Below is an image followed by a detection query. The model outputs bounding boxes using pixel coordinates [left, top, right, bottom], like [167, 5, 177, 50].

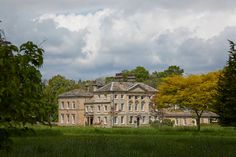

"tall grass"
[1, 125, 236, 157]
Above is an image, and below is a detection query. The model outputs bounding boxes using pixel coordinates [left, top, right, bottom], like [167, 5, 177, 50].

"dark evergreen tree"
[216, 40, 236, 126]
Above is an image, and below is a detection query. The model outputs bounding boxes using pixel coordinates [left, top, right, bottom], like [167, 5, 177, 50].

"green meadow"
[1, 126, 236, 157]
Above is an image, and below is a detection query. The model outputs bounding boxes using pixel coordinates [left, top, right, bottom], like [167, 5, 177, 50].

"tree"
[131, 66, 149, 82]
[215, 40, 236, 126]
[0, 41, 44, 125]
[0, 33, 46, 149]
[42, 75, 80, 122]
[146, 65, 184, 88]
[153, 65, 184, 78]
[154, 72, 220, 131]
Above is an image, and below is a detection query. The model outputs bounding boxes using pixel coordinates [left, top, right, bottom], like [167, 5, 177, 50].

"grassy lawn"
[1, 126, 236, 157]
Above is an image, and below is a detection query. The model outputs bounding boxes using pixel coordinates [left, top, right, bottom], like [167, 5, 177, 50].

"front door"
[90, 117, 93, 125]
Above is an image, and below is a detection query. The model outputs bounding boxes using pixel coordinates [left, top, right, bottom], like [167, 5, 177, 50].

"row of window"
[86, 103, 148, 113]
[96, 94, 152, 100]
[96, 116, 148, 125]
[60, 114, 76, 124]
[174, 118, 209, 126]
[61, 101, 76, 109]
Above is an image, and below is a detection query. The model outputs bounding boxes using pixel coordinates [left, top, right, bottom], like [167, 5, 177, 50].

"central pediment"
[128, 85, 147, 92]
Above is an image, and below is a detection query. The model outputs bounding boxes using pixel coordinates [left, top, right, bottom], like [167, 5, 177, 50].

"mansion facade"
[58, 81, 157, 127]
[58, 79, 217, 127]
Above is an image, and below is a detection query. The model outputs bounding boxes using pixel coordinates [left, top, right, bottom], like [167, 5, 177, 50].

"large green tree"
[215, 40, 236, 126]
[0, 34, 46, 149]
[42, 75, 80, 122]
[154, 72, 220, 131]
[0, 41, 44, 125]
[146, 65, 184, 87]
[131, 66, 149, 82]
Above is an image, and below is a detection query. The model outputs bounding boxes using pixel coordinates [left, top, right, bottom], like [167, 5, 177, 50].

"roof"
[164, 112, 219, 118]
[58, 89, 93, 98]
[95, 82, 157, 92]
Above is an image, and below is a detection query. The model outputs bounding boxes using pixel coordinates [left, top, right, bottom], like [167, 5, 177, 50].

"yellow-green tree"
[154, 71, 220, 131]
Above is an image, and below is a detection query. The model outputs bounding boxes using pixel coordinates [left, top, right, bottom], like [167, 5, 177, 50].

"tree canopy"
[0, 40, 45, 126]
[42, 75, 81, 122]
[215, 40, 236, 126]
[154, 72, 220, 131]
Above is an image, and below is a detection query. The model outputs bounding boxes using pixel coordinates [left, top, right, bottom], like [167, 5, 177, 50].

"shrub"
[151, 119, 174, 128]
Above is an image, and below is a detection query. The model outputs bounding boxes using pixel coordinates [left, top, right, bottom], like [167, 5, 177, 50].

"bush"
[151, 119, 174, 128]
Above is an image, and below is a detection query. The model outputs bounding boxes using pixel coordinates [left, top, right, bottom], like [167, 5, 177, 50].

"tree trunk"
[196, 116, 200, 131]
[194, 110, 203, 132]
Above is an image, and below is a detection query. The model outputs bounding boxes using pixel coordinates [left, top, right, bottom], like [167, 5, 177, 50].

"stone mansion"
[58, 74, 217, 127]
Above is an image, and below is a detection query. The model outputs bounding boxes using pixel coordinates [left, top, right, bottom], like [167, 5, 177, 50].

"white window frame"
[114, 116, 118, 124]
[61, 102, 64, 109]
[67, 101, 70, 109]
[104, 117, 107, 124]
[104, 105, 107, 111]
[142, 116, 145, 124]
[121, 103, 124, 111]
[115, 103, 118, 111]
[129, 116, 133, 124]
[129, 104, 132, 111]
[141, 103, 144, 111]
[61, 114, 64, 123]
[135, 103, 138, 111]
[72, 101, 75, 109]
[72, 114, 75, 124]
[121, 116, 124, 124]
[67, 114, 70, 124]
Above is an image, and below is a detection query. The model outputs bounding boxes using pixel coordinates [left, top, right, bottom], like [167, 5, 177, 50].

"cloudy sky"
[1, 0, 236, 80]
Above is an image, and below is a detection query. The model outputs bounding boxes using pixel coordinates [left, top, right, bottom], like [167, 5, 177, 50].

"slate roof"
[164, 112, 219, 118]
[96, 82, 157, 92]
[58, 89, 93, 98]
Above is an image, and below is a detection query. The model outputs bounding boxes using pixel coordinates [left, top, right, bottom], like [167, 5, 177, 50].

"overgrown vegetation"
[1, 126, 236, 157]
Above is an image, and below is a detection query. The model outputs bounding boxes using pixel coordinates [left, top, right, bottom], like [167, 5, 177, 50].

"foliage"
[104, 65, 184, 87]
[215, 40, 236, 126]
[131, 66, 149, 82]
[42, 75, 80, 122]
[154, 72, 220, 131]
[1, 126, 236, 157]
[0, 36, 47, 150]
[146, 65, 184, 87]
[0, 40, 44, 126]
[151, 119, 175, 128]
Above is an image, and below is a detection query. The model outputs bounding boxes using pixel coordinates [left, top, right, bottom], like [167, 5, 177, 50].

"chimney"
[92, 81, 98, 92]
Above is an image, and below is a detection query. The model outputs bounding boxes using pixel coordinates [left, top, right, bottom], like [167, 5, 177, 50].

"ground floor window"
[61, 114, 64, 123]
[72, 114, 75, 124]
[104, 117, 107, 124]
[121, 116, 124, 124]
[114, 116, 118, 124]
[175, 118, 179, 125]
[67, 114, 70, 123]
[142, 116, 145, 124]
[129, 116, 133, 124]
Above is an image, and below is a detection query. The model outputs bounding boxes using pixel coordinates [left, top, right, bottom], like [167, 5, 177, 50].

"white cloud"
[2, 1, 236, 79]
